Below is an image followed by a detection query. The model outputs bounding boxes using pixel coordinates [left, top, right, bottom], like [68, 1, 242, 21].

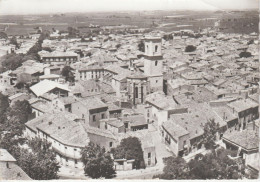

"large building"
[143, 36, 164, 92]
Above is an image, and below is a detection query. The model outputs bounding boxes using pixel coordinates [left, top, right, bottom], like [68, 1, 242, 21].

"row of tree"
[0, 31, 51, 73]
[154, 148, 245, 179]
[0, 93, 60, 180]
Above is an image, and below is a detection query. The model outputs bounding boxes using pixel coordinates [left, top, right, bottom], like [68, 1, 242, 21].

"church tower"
[143, 36, 163, 92]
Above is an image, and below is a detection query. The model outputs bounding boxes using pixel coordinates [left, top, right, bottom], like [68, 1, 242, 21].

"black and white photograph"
[0, 0, 259, 180]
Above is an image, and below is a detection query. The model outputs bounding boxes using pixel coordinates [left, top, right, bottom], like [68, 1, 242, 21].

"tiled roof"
[0, 149, 16, 162]
[162, 120, 189, 141]
[78, 97, 108, 110]
[223, 129, 259, 150]
[29, 112, 90, 147]
[30, 80, 70, 97]
[0, 162, 31, 180]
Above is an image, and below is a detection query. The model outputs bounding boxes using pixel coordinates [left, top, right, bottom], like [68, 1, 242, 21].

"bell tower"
[143, 36, 163, 92]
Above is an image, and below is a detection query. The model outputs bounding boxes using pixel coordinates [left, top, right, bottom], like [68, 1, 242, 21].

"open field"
[0, 10, 258, 35]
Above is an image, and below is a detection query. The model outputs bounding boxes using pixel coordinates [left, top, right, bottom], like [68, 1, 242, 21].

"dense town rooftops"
[223, 129, 259, 151]
[227, 99, 259, 113]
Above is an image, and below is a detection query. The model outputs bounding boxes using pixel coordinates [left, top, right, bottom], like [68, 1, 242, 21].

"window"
[155, 45, 158, 52]
[101, 113, 105, 119]
[156, 80, 158, 83]
[155, 60, 158, 66]
[109, 142, 113, 147]
[74, 148, 77, 151]
[183, 140, 186, 146]
[93, 115, 96, 122]
[66, 158, 68, 162]
[135, 87, 138, 98]
[105, 123, 107, 130]
[65, 147, 67, 149]
[75, 160, 77, 164]
[148, 152, 151, 158]
[82, 114, 84, 118]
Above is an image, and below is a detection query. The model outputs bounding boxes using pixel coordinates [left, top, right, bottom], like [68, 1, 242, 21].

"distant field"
[0, 10, 258, 35]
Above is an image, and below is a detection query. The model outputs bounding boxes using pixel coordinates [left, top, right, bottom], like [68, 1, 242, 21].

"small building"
[161, 121, 190, 156]
[8, 93, 30, 106]
[113, 159, 135, 171]
[222, 129, 259, 170]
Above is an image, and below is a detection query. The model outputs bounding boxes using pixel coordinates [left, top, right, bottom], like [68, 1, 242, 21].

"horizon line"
[0, 8, 258, 16]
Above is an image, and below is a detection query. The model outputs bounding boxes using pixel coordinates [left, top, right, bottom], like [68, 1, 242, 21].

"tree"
[0, 92, 9, 123]
[42, 47, 52, 52]
[153, 156, 189, 179]
[112, 137, 145, 169]
[6, 100, 32, 124]
[38, 31, 50, 44]
[185, 45, 197, 52]
[163, 34, 173, 41]
[0, 32, 8, 39]
[1, 53, 24, 71]
[81, 142, 116, 179]
[17, 138, 60, 180]
[239, 51, 252, 58]
[10, 36, 19, 48]
[27, 42, 42, 55]
[116, 44, 121, 49]
[61, 66, 75, 82]
[247, 39, 254, 45]
[68, 27, 79, 38]
[138, 41, 145, 52]
[202, 119, 220, 150]
[188, 149, 245, 179]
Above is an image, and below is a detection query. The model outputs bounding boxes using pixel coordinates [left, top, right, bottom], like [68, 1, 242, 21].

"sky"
[0, 0, 258, 15]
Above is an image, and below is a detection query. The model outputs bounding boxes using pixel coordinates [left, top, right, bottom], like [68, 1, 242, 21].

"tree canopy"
[111, 137, 145, 169]
[154, 157, 189, 179]
[81, 142, 116, 179]
[202, 119, 220, 150]
[10, 36, 19, 48]
[0, 92, 9, 123]
[0, 32, 8, 39]
[15, 138, 60, 180]
[138, 41, 145, 52]
[239, 51, 252, 58]
[61, 66, 75, 82]
[185, 45, 197, 52]
[0, 95, 60, 180]
[154, 148, 246, 180]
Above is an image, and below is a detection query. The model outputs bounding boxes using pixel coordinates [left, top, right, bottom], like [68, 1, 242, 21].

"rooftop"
[30, 80, 70, 97]
[0, 162, 31, 180]
[162, 121, 189, 141]
[0, 149, 16, 162]
[223, 129, 259, 150]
